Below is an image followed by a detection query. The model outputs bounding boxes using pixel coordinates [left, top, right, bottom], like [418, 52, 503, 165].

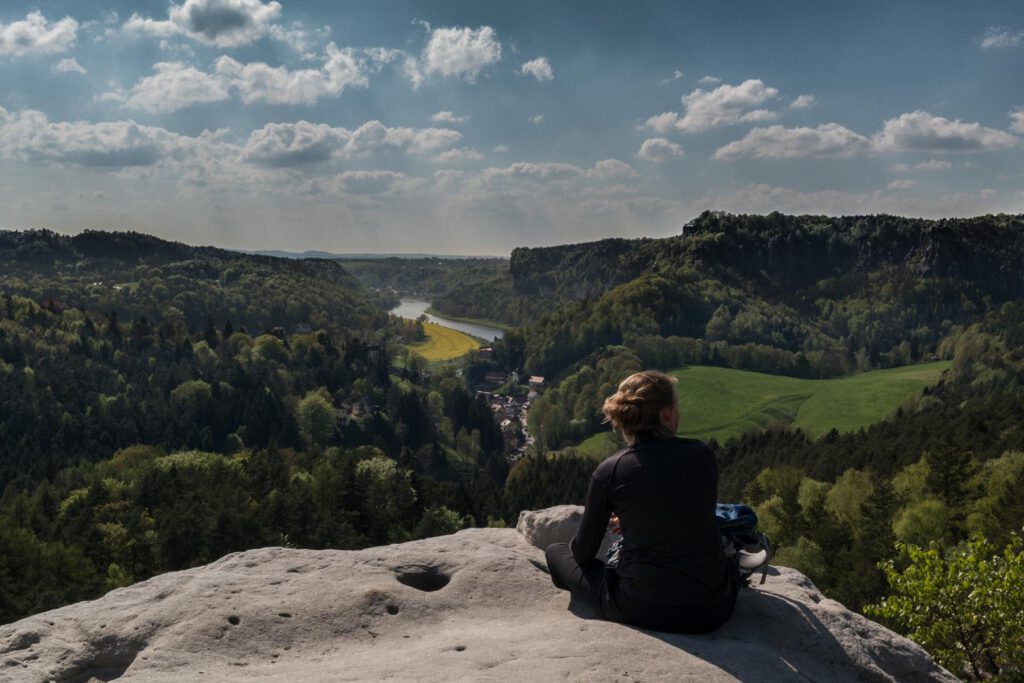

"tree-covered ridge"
[342, 257, 506, 298]
[344, 213, 1024, 352]
[0, 229, 384, 332]
[497, 213, 1023, 387]
[509, 237, 656, 298]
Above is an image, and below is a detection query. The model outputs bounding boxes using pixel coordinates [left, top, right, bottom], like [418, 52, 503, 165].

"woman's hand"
[609, 513, 621, 535]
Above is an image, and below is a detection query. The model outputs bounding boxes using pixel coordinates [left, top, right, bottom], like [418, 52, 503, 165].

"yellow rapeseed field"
[406, 322, 480, 361]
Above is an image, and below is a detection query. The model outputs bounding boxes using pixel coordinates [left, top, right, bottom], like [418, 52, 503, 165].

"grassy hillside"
[577, 361, 951, 458]
[407, 321, 481, 361]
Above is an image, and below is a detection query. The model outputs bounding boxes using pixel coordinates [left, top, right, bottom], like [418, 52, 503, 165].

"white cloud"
[120, 62, 231, 113]
[890, 160, 967, 172]
[658, 70, 684, 86]
[430, 110, 469, 124]
[887, 179, 916, 190]
[646, 79, 780, 134]
[124, 0, 282, 48]
[492, 144, 510, 153]
[0, 12, 78, 57]
[696, 75, 721, 86]
[0, 106, 466, 193]
[268, 21, 330, 58]
[351, 122, 462, 156]
[242, 121, 343, 166]
[108, 44, 371, 111]
[529, 114, 544, 124]
[453, 160, 637, 198]
[0, 107, 193, 168]
[328, 170, 425, 196]
[241, 119, 462, 166]
[713, 123, 870, 160]
[790, 94, 816, 109]
[520, 57, 553, 81]
[678, 80, 779, 132]
[914, 159, 954, 171]
[421, 25, 501, 82]
[1010, 108, 1024, 134]
[980, 26, 1024, 49]
[872, 111, 1019, 152]
[980, 188, 996, 199]
[474, 162, 586, 186]
[636, 137, 684, 162]
[51, 57, 87, 75]
[402, 55, 425, 89]
[363, 47, 405, 71]
[433, 147, 484, 164]
[642, 112, 680, 135]
[587, 159, 637, 180]
[214, 44, 366, 105]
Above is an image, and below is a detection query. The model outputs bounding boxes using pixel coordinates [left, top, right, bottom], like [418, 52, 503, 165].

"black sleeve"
[570, 462, 614, 564]
[705, 443, 719, 499]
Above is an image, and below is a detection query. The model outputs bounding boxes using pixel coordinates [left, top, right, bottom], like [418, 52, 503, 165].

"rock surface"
[1, 506, 954, 682]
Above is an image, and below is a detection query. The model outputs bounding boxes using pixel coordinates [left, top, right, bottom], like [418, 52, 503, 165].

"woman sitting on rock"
[545, 370, 739, 632]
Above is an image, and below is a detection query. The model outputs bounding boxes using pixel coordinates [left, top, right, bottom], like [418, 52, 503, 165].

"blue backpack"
[716, 503, 772, 585]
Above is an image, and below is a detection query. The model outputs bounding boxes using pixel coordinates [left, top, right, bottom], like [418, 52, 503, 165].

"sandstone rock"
[516, 504, 618, 558]
[0, 507, 954, 682]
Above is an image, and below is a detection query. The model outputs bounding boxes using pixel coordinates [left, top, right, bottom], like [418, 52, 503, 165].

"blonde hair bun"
[602, 370, 677, 444]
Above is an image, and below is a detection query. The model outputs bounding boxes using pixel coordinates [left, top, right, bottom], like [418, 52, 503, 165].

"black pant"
[544, 542, 738, 634]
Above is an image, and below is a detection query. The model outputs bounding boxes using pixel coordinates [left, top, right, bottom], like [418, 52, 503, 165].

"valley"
[3, 214, 1024, 679]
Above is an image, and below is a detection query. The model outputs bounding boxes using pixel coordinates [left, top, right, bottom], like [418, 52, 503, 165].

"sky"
[1, 1, 1023, 255]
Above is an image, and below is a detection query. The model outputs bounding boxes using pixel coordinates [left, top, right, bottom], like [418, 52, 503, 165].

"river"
[389, 298, 505, 341]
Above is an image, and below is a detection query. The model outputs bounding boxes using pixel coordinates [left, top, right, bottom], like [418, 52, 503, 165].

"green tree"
[414, 506, 468, 539]
[170, 380, 212, 415]
[773, 536, 827, 587]
[924, 441, 977, 539]
[893, 499, 950, 546]
[866, 536, 1024, 680]
[825, 468, 873, 531]
[355, 456, 416, 544]
[295, 388, 336, 449]
[252, 334, 290, 364]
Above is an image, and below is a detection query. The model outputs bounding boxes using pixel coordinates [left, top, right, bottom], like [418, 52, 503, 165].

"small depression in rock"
[385, 604, 399, 615]
[395, 566, 451, 592]
[278, 612, 292, 619]
[227, 616, 241, 626]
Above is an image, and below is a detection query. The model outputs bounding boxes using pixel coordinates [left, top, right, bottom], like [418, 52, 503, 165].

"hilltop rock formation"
[1, 506, 954, 682]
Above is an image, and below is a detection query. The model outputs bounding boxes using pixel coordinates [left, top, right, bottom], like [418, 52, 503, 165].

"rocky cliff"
[0, 506, 954, 682]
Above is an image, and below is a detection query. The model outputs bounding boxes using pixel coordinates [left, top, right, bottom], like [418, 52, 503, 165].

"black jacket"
[570, 436, 732, 607]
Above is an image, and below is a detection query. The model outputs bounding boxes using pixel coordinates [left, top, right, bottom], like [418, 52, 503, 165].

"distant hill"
[0, 229, 383, 332]
[504, 212, 1024, 377]
[247, 249, 503, 260]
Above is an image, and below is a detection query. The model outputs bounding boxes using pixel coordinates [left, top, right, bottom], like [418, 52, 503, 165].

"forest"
[3, 215, 1024, 679]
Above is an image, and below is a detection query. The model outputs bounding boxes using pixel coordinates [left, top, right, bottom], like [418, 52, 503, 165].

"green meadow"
[577, 361, 952, 459]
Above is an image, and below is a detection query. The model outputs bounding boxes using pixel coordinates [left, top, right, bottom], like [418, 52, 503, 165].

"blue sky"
[1, 1, 1023, 254]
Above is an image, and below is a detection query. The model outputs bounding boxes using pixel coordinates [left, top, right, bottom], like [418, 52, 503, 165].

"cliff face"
[508, 212, 1024, 301]
[0, 506, 954, 682]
